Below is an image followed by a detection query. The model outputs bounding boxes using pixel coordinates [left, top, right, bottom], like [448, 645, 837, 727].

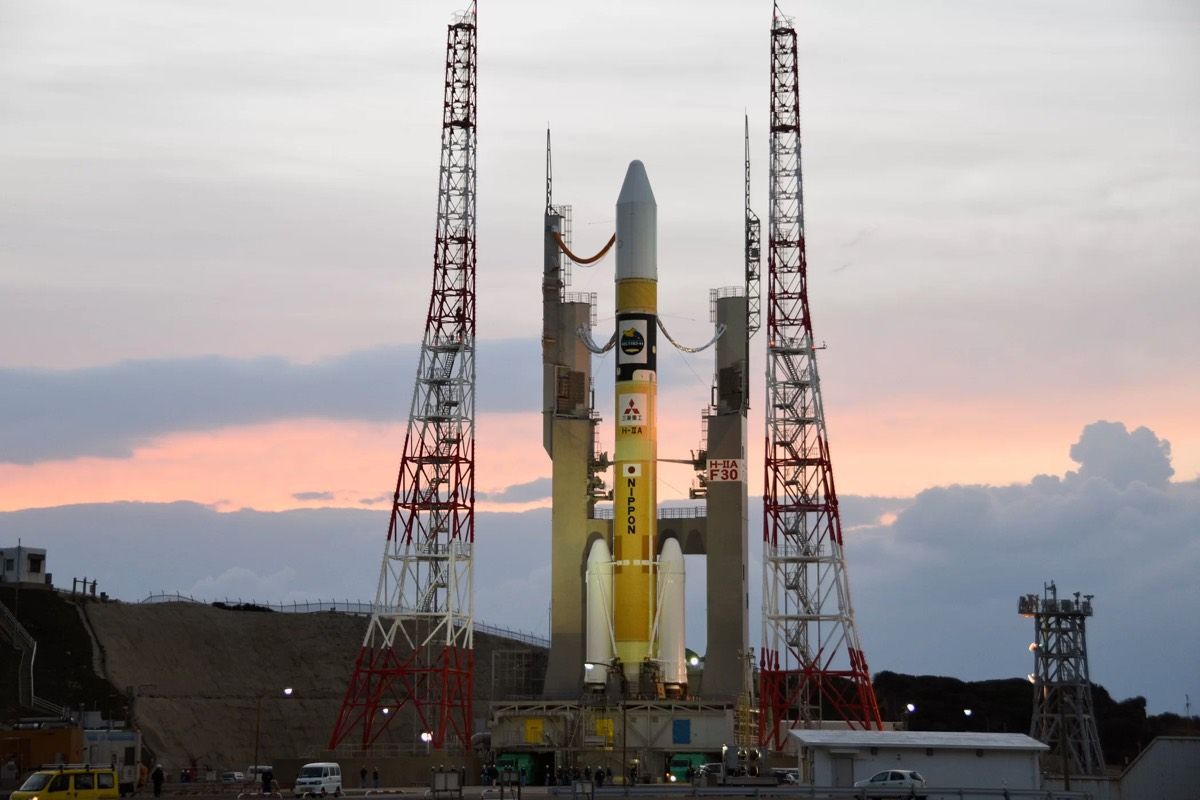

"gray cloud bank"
[0, 342, 514, 463]
[477, 477, 553, 504]
[0, 421, 1195, 712]
[0, 340, 711, 464]
[846, 422, 1197, 716]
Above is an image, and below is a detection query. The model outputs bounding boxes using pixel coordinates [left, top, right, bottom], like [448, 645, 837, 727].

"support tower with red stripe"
[759, 3, 882, 748]
[329, 2, 478, 753]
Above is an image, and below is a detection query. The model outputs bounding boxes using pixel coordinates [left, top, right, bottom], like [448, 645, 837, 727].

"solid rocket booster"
[585, 538, 614, 688]
[613, 160, 658, 682]
[657, 537, 686, 688]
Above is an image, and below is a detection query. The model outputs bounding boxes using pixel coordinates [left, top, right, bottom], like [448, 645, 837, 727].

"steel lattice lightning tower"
[745, 114, 762, 340]
[759, 4, 882, 748]
[1021, 583, 1105, 776]
[329, 2, 477, 753]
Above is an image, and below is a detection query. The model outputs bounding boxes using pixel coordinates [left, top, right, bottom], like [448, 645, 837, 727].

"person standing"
[360, 768, 368, 789]
[261, 769, 273, 795]
[371, 768, 379, 790]
[151, 765, 165, 798]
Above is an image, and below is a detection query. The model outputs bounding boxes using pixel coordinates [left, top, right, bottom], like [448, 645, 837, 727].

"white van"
[293, 763, 342, 797]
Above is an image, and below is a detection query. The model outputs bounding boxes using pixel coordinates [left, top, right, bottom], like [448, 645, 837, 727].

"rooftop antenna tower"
[329, 1, 478, 752]
[759, 3, 882, 747]
[1020, 583, 1105, 776]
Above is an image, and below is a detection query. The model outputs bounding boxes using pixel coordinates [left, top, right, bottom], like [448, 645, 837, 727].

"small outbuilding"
[788, 729, 1049, 793]
[0, 544, 48, 586]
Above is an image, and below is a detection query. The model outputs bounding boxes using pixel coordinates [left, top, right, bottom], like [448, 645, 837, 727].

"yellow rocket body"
[612, 161, 658, 683]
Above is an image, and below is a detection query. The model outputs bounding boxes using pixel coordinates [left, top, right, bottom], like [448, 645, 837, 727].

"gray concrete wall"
[542, 288, 597, 698]
[701, 295, 749, 701]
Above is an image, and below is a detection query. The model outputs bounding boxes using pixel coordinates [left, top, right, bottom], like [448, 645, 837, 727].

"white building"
[0, 544, 48, 585]
[788, 729, 1049, 795]
[1050, 736, 1200, 800]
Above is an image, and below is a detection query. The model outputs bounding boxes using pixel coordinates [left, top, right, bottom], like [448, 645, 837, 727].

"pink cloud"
[2, 387, 1195, 513]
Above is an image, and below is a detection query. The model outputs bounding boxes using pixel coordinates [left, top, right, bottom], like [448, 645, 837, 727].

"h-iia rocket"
[584, 161, 687, 696]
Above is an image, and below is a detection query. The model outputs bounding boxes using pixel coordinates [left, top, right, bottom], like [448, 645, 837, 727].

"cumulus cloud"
[1067, 420, 1174, 488]
[0, 340, 542, 464]
[847, 421, 1198, 713]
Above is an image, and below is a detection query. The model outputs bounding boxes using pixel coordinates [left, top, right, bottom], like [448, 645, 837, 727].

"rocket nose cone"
[617, 160, 656, 208]
[659, 537, 684, 564]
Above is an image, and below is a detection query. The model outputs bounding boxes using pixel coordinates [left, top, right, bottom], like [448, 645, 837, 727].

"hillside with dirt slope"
[3, 591, 545, 771]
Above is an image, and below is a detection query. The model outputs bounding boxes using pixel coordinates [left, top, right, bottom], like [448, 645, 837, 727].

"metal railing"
[0, 598, 66, 716]
[591, 505, 706, 520]
[550, 787, 1090, 800]
[140, 593, 549, 648]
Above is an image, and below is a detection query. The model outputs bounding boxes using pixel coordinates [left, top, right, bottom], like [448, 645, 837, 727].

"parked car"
[293, 763, 342, 797]
[853, 769, 926, 796]
[221, 772, 246, 784]
[771, 768, 800, 785]
[11, 766, 120, 800]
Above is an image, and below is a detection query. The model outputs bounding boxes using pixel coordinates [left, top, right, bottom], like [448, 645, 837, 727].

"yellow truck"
[10, 765, 120, 800]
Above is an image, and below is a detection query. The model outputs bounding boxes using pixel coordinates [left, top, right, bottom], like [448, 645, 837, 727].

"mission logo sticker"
[616, 318, 651, 367]
[620, 325, 645, 356]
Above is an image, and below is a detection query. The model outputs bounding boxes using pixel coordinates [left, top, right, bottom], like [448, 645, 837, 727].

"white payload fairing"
[584, 161, 687, 696]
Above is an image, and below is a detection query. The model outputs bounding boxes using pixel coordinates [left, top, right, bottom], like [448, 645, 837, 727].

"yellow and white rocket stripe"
[613, 160, 658, 682]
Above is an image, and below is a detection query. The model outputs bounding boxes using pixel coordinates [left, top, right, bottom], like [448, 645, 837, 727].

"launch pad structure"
[485, 142, 755, 778]
[490, 7, 881, 775]
[330, 0, 882, 769]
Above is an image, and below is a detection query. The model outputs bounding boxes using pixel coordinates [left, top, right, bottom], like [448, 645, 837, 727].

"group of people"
[544, 766, 607, 787]
[357, 766, 380, 790]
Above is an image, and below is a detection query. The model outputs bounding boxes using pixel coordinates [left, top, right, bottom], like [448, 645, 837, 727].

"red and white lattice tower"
[759, 4, 882, 748]
[329, 2, 477, 753]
